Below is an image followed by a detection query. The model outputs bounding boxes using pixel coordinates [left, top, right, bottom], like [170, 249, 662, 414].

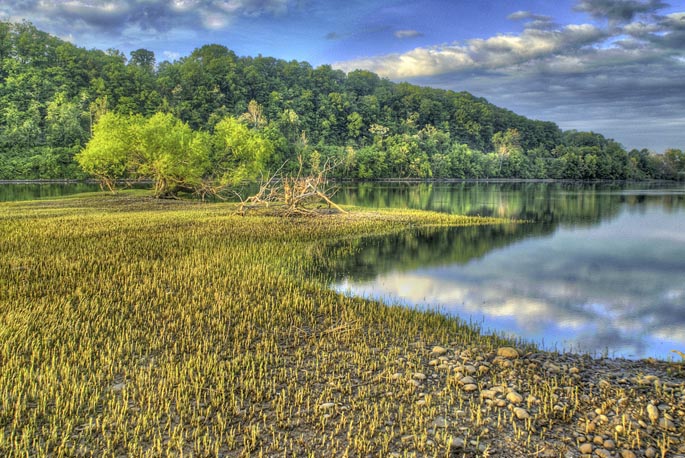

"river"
[332, 181, 685, 360]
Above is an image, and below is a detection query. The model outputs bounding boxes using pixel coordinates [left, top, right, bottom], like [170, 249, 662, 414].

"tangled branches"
[237, 159, 346, 216]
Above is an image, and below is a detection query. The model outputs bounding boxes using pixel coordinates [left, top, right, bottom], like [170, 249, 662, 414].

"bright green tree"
[132, 112, 211, 197]
[212, 117, 274, 186]
[75, 112, 138, 191]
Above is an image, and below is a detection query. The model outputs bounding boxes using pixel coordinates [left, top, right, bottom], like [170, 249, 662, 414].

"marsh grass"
[1, 192, 682, 457]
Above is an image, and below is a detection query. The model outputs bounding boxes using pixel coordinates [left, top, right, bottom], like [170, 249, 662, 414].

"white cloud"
[574, 0, 668, 22]
[333, 2, 684, 150]
[163, 50, 182, 61]
[4, 0, 293, 38]
[336, 24, 605, 78]
[394, 29, 422, 39]
[507, 10, 553, 25]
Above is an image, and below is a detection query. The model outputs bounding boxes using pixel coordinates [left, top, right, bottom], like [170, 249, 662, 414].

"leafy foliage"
[76, 112, 135, 191]
[1, 21, 683, 182]
[77, 111, 273, 197]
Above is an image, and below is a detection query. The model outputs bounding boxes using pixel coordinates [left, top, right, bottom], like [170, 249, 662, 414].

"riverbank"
[0, 193, 682, 457]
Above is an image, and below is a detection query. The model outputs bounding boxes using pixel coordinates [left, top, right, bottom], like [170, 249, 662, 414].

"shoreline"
[0, 177, 681, 185]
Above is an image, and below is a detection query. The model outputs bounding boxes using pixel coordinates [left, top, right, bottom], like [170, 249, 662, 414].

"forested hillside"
[1, 21, 683, 181]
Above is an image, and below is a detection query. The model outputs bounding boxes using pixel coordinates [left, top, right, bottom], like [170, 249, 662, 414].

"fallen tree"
[237, 158, 346, 216]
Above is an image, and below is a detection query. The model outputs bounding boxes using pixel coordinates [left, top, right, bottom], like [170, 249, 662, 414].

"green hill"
[1, 21, 681, 181]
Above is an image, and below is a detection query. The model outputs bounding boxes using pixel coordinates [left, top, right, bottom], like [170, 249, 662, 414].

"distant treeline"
[1, 21, 683, 181]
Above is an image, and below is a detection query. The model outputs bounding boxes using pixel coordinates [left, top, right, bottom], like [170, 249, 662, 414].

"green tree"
[492, 128, 522, 176]
[347, 112, 363, 141]
[45, 91, 87, 147]
[212, 117, 274, 186]
[132, 112, 210, 197]
[75, 112, 137, 191]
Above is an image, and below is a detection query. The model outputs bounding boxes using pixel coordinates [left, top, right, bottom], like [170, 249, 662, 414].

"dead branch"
[236, 157, 346, 216]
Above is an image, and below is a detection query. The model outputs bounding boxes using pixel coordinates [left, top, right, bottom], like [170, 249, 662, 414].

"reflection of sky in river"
[335, 208, 685, 360]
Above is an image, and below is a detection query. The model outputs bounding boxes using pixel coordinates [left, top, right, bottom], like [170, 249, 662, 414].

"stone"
[578, 443, 593, 454]
[595, 449, 611, 458]
[447, 437, 465, 449]
[658, 417, 676, 431]
[432, 416, 448, 428]
[506, 391, 524, 404]
[497, 347, 519, 359]
[544, 362, 562, 373]
[603, 439, 615, 450]
[495, 358, 513, 368]
[413, 372, 426, 380]
[319, 402, 336, 410]
[620, 450, 637, 458]
[645, 446, 657, 458]
[459, 375, 476, 385]
[538, 447, 556, 458]
[463, 383, 478, 392]
[431, 346, 447, 356]
[513, 407, 530, 420]
[463, 364, 477, 374]
[480, 389, 497, 400]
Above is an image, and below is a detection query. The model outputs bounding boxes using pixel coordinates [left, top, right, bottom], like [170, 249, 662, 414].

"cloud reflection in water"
[334, 208, 685, 360]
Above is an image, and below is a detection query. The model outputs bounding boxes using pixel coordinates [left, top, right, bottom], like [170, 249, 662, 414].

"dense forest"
[1, 21, 683, 184]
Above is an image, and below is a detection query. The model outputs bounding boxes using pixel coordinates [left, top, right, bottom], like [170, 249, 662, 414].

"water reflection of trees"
[325, 223, 555, 282]
[0, 183, 101, 201]
[336, 182, 685, 228]
[327, 182, 685, 281]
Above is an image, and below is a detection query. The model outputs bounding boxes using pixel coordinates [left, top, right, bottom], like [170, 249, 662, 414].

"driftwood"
[237, 158, 346, 216]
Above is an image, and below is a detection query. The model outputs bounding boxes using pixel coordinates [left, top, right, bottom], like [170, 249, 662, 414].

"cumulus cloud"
[334, 1, 684, 150]
[3, 0, 291, 37]
[574, 0, 668, 22]
[507, 10, 555, 28]
[336, 24, 606, 78]
[394, 29, 423, 39]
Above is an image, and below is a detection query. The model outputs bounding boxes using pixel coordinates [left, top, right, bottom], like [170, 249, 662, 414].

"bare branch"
[235, 158, 346, 216]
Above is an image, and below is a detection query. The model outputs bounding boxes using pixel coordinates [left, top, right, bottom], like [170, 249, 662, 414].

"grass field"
[1, 193, 682, 457]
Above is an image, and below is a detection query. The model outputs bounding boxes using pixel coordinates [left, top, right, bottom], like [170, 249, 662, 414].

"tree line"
[1, 21, 683, 186]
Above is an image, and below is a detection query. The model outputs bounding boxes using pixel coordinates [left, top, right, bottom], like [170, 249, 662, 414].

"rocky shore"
[385, 344, 684, 457]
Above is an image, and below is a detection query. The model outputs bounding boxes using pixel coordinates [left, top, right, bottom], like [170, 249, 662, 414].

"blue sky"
[2, 0, 684, 152]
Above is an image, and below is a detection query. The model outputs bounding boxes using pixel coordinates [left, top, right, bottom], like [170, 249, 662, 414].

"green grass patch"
[0, 193, 561, 456]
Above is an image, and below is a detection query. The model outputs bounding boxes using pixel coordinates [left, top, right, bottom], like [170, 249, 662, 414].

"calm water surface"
[0, 183, 102, 201]
[332, 182, 685, 360]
